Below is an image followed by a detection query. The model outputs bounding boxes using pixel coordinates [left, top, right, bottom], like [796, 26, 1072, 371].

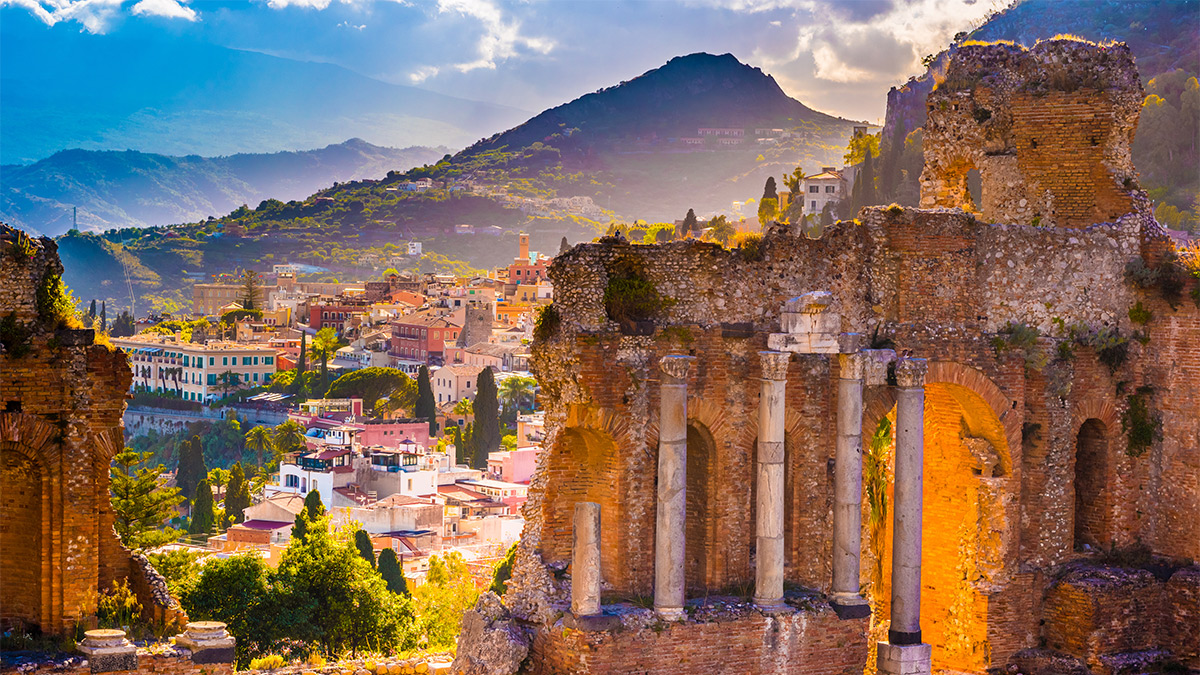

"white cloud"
[409, 64, 440, 83]
[131, 0, 197, 22]
[337, 19, 365, 29]
[436, 0, 554, 74]
[2, 0, 197, 32]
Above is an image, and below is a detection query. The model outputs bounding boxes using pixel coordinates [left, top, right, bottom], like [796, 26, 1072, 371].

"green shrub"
[0, 312, 33, 358]
[729, 232, 764, 262]
[1128, 301, 1152, 325]
[533, 305, 560, 342]
[993, 321, 1044, 369]
[97, 579, 142, 629]
[248, 654, 286, 670]
[1122, 389, 1162, 457]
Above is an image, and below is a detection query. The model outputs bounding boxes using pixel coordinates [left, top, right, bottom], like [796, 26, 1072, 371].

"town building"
[114, 334, 278, 402]
[432, 364, 485, 404]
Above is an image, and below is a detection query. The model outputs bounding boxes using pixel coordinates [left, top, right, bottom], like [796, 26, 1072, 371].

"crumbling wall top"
[921, 38, 1146, 229]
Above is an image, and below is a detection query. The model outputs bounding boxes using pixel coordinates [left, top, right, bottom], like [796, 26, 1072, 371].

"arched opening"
[540, 426, 625, 590]
[966, 168, 984, 213]
[1, 446, 44, 631]
[870, 381, 1010, 674]
[685, 422, 717, 593]
[1074, 419, 1109, 550]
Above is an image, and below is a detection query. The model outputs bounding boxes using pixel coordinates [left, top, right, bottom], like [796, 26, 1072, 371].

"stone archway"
[684, 422, 717, 594]
[1074, 419, 1110, 550]
[0, 441, 46, 631]
[864, 365, 1015, 674]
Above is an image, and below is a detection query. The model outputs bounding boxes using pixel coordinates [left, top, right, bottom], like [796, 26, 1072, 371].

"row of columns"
[569, 349, 930, 671]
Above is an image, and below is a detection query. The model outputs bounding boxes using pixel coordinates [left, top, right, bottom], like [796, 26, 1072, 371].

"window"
[253, 373, 259, 382]
[223, 357, 228, 366]
[264, 356, 273, 365]
[207, 374, 216, 385]
[825, 186, 836, 193]
[253, 356, 259, 365]
[407, 479, 413, 491]
[243, 357, 252, 365]
[286, 475, 299, 488]
[809, 185, 819, 193]
[811, 201, 817, 209]
[209, 357, 215, 366]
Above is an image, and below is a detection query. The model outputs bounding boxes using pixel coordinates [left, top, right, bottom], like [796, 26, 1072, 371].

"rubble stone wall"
[920, 39, 1143, 229]
[0, 224, 180, 635]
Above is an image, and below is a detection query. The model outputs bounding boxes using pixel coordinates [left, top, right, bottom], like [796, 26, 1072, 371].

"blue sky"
[1, 0, 1000, 124]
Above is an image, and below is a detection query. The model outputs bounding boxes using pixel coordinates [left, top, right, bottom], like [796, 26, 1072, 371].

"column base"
[752, 597, 789, 614]
[829, 593, 871, 620]
[655, 606, 685, 621]
[564, 610, 622, 632]
[876, 641, 931, 675]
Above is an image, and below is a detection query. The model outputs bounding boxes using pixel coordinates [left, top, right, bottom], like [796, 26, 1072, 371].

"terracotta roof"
[238, 519, 292, 531]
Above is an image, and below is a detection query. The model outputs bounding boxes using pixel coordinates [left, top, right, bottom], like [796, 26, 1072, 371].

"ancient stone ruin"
[454, 39, 1199, 675]
[0, 224, 185, 636]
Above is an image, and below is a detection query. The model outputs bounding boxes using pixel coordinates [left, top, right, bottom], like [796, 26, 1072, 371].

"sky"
[1, 0, 1004, 124]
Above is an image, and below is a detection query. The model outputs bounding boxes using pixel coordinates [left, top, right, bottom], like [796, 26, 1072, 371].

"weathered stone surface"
[452, 593, 530, 675]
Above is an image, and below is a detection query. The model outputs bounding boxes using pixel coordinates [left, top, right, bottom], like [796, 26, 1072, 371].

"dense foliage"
[109, 449, 184, 549]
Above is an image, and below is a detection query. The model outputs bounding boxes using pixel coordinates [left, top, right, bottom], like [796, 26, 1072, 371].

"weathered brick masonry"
[0, 224, 184, 634]
[454, 39, 1199, 675]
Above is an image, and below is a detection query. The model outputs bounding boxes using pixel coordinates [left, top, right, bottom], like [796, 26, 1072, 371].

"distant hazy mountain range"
[1, 140, 451, 235]
[0, 31, 527, 166]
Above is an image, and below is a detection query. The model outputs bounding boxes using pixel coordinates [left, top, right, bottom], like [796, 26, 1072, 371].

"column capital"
[659, 355, 695, 384]
[758, 351, 791, 381]
[838, 353, 866, 381]
[895, 358, 928, 388]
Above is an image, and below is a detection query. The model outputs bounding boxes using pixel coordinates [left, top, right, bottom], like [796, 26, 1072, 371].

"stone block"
[877, 641, 932, 675]
[77, 629, 137, 674]
[175, 621, 236, 665]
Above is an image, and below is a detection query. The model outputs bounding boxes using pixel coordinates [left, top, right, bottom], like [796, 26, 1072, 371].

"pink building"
[486, 446, 542, 484]
[359, 419, 432, 449]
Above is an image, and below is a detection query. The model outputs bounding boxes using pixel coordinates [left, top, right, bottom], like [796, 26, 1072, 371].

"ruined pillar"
[831, 351, 870, 619]
[655, 355, 694, 620]
[878, 358, 931, 675]
[754, 351, 790, 609]
[572, 502, 602, 617]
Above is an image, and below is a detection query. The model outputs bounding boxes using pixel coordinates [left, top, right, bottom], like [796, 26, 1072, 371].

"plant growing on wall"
[992, 321, 1045, 370]
[604, 256, 666, 329]
[1122, 388, 1162, 457]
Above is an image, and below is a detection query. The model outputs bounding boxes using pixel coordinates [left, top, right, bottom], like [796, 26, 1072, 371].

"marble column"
[831, 352, 870, 618]
[655, 355, 694, 620]
[878, 357, 930, 675]
[754, 351, 790, 609]
[572, 502, 602, 617]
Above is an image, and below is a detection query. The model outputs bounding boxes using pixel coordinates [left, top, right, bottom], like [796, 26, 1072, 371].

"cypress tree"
[355, 529, 376, 569]
[224, 462, 251, 525]
[100, 301, 106, 332]
[415, 366, 436, 435]
[88, 299, 97, 319]
[176, 435, 207, 501]
[452, 424, 464, 466]
[291, 504, 312, 543]
[303, 489, 325, 518]
[860, 149, 877, 208]
[188, 479, 216, 535]
[295, 332, 307, 394]
[474, 368, 501, 464]
[762, 176, 778, 201]
[462, 423, 476, 469]
[680, 208, 698, 238]
[377, 548, 409, 596]
[558, 237, 570, 255]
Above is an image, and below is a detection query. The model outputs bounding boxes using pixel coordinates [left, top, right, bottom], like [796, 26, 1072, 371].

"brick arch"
[0, 413, 65, 632]
[1071, 397, 1119, 437]
[1071, 396, 1120, 551]
[927, 361, 1021, 469]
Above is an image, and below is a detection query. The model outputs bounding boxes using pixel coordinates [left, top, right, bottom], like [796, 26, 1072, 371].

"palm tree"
[311, 327, 342, 395]
[499, 375, 536, 416]
[272, 420, 307, 464]
[244, 425, 274, 470]
[207, 467, 230, 501]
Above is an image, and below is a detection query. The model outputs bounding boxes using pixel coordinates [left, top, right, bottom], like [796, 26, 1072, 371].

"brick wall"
[527, 607, 867, 675]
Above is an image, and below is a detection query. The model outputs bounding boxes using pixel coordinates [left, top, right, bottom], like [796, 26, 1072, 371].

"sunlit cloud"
[409, 65, 440, 83]
[436, 0, 554, 74]
[2, 0, 125, 33]
[130, 0, 197, 22]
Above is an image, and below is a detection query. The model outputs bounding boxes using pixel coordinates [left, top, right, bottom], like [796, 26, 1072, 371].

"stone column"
[77, 629, 137, 672]
[175, 621, 237, 665]
[878, 358, 931, 675]
[655, 355, 694, 620]
[831, 351, 869, 618]
[754, 351, 790, 609]
[572, 502, 602, 617]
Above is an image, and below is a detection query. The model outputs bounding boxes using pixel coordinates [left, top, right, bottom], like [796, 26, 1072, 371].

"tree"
[100, 301, 107, 332]
[312, 327, 341, 394]
[498, 375, 536, 423]
[292, 490, 326, 543]
[707, 215, 736, 245]
[225, 462, 251, 526]
[188, 479, 216, 535]
[238, 270, 264, 311]
[474, 368, 501, 465]
[679, 208, 698, 238]
[415, 366, 436, 435]
[757, 197, 779, 227]
[377, 548, 409, 596]
[273, 420, 307, 462]
[762, 176, 778, 201]
[207, 467, 230, 501]
[558, 236, 570, 255]
[782, 165, 807, 195]
[111, 310, 135, 337]
[412, 551, 480, 648]
[326, 367, 417, 415]
[181, 554, 274, 667]
[218, 370, 242, 398]
[176, 435, 208, 501]
[110, 449, 184, 550]
[88, 299, 97, 323]
[460, 423, 476, 468]
[296, 332, 308, 378]
[244, 425, 274, 470]
[355, 529, 376, 569]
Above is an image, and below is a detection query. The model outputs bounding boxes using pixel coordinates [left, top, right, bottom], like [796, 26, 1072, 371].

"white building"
[800, 166, 856, 216]
[408, 242, 423, 256]
[115, 335, 278, 403]
[432, 364, 485, 404]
